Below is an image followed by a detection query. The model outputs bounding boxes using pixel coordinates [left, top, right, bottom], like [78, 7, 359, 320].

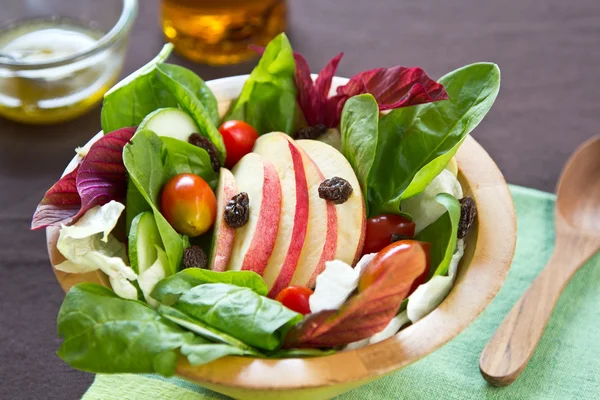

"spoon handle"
[479, 235, 599, 387]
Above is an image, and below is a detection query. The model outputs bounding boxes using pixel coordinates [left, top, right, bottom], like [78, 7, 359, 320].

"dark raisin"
[293, 124, 328, 140]
[183, 246, 208, 269]
[391, 233, 412, 243]
[225, 192, 250, 228]
[458, 196, 477, 239]
[188, 133, 221, 172]
[318, 176, 353, 204]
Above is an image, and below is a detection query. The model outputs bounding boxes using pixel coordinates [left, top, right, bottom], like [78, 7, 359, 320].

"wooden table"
[0, 0, 598, 398]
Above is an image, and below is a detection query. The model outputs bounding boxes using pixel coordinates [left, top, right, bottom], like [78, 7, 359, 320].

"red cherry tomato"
[218, 120, 260, 168]
[362, 214, 416, 255]
[358, 240, 430, 295]
[160, 173, 217, 237]
[275, 286, 314, 315]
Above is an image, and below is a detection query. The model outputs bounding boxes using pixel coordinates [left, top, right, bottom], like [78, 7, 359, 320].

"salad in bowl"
[32, 33, 502, 381]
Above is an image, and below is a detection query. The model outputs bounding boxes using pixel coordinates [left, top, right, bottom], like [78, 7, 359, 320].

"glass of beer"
[161, 0, 286, 65]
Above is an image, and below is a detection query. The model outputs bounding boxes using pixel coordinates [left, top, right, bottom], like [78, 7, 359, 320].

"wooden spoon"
[479, 136, 600, 386]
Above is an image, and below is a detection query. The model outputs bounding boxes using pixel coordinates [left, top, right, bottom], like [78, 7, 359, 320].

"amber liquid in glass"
[161, 0, 286, 65]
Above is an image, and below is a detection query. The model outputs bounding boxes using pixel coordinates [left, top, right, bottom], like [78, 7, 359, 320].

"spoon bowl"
[480, 136, 600, 387]
[556, 138, 600, 234]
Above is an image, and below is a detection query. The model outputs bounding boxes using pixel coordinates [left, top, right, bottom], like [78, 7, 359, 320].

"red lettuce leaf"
[336, 66, 449, 111]
[31, 127, 135, 230]
[74, 127, 136, 220]
[283, 244, 428, 348]
[31, 167, 81, 229]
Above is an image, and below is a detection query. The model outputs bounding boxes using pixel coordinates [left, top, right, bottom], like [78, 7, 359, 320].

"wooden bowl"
[47, 76, 517, 400]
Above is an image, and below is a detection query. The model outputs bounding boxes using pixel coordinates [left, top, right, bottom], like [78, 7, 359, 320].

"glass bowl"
[0, 0, 137, 124]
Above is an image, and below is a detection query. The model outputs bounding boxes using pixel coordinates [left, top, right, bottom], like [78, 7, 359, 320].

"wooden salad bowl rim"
[46, 75, 516, 397]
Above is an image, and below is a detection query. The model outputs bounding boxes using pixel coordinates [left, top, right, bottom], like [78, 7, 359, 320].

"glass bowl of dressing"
[0, 0, 137, 124]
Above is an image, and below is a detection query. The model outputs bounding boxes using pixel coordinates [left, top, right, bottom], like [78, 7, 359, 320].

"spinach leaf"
[123, 130, 187, 275]
[174, 283, 302, 351]
[161, 137, 218, 189]
[368, 63, 500, 215]
[125, 180, 151, 234]
[101, 44, 176, 133]
[155, 64, 226, 163]
[57, 283, 195, 376]
[155, 64, 219, 126]
[181, 342, 255, 366]
[158, 305, 261, 353]
[415, 193, 461, 277]
[224, 33, 296, 135]
[152, 268, 268, 305]
[340, 94, 379, 215]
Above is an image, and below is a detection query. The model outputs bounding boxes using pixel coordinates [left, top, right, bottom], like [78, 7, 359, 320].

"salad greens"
[173, 283, 302, 351]
[34, 32, 503, 375]
[415, 194, 461, 277]
[340, 62, 500, 216]
[151, 268, 268, 305]
[101, 44, 176, 133]
[340, 94, 379, 214]
[57, 283, 197, 376]
[224, 33, 296, 135]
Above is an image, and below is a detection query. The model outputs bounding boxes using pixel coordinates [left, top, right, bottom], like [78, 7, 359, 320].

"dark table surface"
[1, 0, 598, 399]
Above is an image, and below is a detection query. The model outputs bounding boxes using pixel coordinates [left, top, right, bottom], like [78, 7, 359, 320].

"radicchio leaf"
[31, 167, 81, 229]
[31, 127, 135, 230]
[283, 244, 428, 348]
[288, 49, 448, 129]
[336, 66, 449, 111]
[74, 127, 136, 220]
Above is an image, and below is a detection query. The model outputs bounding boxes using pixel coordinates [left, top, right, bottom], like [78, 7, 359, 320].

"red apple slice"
[297, 139, 366, 265]
[227, 154, 282, 275]
[282, 137, 338, 289]
[253, 132, 310, 297]
[209, 168, 238, 271]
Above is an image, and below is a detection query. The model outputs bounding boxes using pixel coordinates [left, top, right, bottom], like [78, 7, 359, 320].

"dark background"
[1, 1, 598, 399]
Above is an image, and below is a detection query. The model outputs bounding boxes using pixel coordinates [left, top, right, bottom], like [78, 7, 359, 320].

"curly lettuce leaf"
[225, 33, 296, 134]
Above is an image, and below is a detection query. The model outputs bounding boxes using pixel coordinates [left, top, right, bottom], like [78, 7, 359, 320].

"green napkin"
[83, 186, 600, 400]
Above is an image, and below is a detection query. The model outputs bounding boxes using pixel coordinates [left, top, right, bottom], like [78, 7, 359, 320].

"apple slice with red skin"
[209, 168, 238, 271]
[297, 139, 366, 266]
[253, 132, 310, 297]
[282, 136, 338, 289]
[226, 153, 282, 275]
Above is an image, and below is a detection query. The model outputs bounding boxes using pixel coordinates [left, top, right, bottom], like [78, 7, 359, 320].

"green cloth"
[83, 186, 600, 400]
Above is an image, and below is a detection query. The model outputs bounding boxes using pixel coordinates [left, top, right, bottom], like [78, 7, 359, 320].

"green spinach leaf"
[224, 33, 296, 135]
[123, 130, 187, 275]
[161, 137, 218, 189]
[101, 44, 176, 133]
[368, 63, 500, 215]
[415, 193, 461, 277]
[158, 305, 261, 353]
[155, 64, 226, 163]
[125, 180, 151, 234]
[57, 283, 195, 376]
[181, 341, 255, 366]
[152, 268, 268, 305]
[340, 94, 379, 215]
[174, 283, 302, 351]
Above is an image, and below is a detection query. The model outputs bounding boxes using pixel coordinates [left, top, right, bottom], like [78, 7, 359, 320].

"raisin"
[293, 124, 328, 140]
[183, 246, 208, 269]
[318, 176, 353, 204]
[391, 233, 412, 243]
[225, 192, 250, 228]
[458, 196, 477, 239]
[188, 133, 220, 172]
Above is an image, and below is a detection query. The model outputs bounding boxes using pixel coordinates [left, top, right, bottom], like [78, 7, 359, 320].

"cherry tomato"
[218, 120, 260, 168]
[358, 240, 430, 295]
[160, 173, 217, 237]
[275, 286, 314, 315]
[362, 214, 416, 255]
